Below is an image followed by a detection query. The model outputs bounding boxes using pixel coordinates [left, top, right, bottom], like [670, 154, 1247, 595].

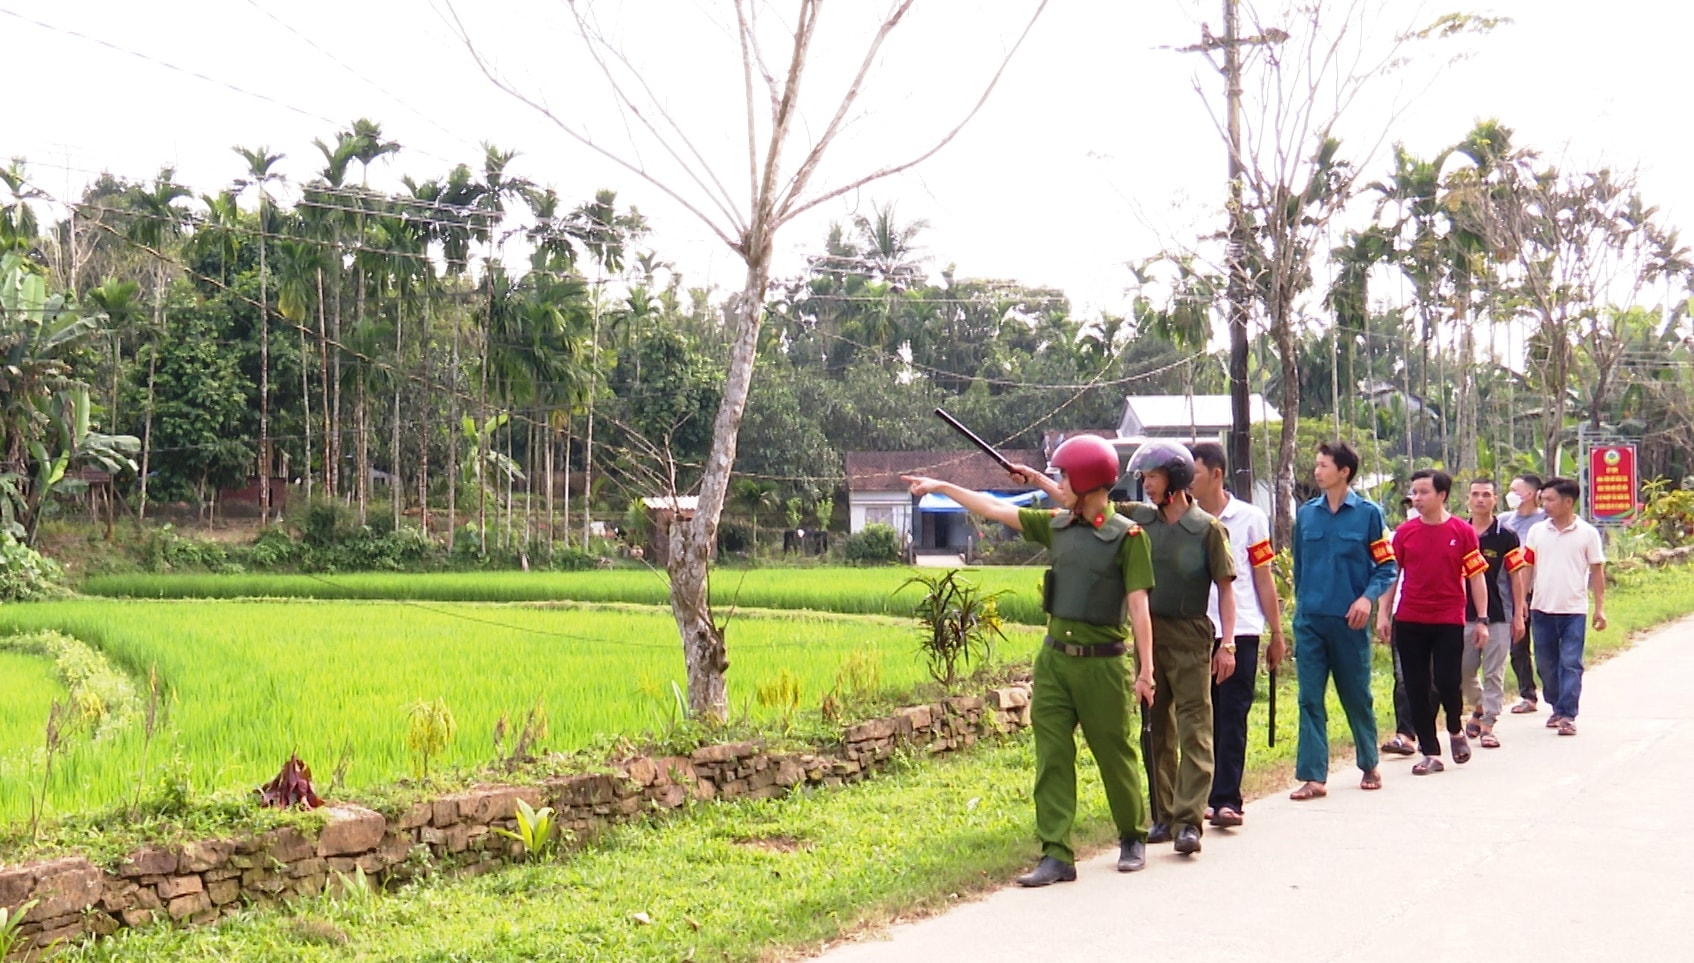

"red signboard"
[1588, 445, 1638, 523]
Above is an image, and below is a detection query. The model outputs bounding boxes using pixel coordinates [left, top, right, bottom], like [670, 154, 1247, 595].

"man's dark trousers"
[1510, 615, 1539, 702]
[1209, 636, 1259, 814]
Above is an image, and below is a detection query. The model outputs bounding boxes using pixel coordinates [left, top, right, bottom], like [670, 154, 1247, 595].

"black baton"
[934, 408, 1018, 476]
[1267, 667, 1277, 748]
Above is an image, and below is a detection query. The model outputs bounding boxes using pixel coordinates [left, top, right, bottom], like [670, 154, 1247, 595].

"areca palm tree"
[122, 169, 192, 519]
[233, 145, 286, 522]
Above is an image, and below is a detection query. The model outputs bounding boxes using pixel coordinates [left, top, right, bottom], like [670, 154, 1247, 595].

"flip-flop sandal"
[1451, 734, 1472, 764]
[1557, 719, 1578, 736]
[1289, 783, 1328, 801]
[1480, 732, 1501, 749]
[1360, 769, 1382, 791]
[1464, 719, 1482, 739]
[1380, 736, 1417, 756]
[1511, 701, 1539, 714]
[1411, 757, 1445, 775]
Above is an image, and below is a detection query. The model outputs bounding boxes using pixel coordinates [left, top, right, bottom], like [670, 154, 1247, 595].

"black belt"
[1044, 636, 1127, 658]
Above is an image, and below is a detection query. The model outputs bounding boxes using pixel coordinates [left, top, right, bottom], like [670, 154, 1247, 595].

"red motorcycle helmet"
[1048, 435, 1122, 495]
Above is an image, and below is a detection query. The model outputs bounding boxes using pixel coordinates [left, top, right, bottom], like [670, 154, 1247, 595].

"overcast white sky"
[5, 0, 1687, 317]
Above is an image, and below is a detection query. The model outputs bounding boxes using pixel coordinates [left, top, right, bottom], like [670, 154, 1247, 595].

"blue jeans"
[1531, 612, 1587, 720]
[1293, 614, 1380, 782]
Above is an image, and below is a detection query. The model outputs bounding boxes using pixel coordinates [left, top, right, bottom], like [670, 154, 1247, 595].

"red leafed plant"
[257, 753, 324, 809]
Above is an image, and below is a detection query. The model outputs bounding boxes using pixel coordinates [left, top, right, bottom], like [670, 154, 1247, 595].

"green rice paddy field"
[0, 595, 1040, 827]
[81, 567, 1053, 625]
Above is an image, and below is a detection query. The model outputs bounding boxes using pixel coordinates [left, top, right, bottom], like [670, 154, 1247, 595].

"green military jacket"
[1123, 500, 1235, 620]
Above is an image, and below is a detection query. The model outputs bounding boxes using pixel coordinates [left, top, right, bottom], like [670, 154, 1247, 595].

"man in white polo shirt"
[1190, 442, 1286, 828]
[1522, 476, 1607, 737]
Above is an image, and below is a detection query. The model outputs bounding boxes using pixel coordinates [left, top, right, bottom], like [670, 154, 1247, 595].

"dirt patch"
[733, 834, 810, 854]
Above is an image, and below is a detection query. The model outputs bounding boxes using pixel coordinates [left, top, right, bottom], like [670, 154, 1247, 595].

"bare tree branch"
[777, 0, 1050, 229]
[442, 0, 741, 250]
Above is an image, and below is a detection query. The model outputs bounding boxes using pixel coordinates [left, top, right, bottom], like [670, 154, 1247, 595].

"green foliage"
[843, 523, 900, 565]
[1636, 477, 1694, 547]
[975, 537, 1046, 566]
[901, 569, 1009, 688]
[405, 699, 457, 779]
[0, 531, 66, 600]
[493, 798, 561, 862]
[0, 898, 37, 958]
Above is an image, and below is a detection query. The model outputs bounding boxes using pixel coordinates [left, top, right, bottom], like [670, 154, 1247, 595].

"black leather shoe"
[1173, 824, 1202, 855]
[1117, 838, 1146, 873]
[1147, 821, 1172, 844]
[1016, 856, 1077, 887]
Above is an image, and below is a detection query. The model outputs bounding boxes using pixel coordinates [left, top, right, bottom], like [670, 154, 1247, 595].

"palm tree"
[122, 169, 193, 520]
[233, 145, 286, 522]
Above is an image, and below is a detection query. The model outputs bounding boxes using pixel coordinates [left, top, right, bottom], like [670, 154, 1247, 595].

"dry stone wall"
[1, 685, 1032, 958]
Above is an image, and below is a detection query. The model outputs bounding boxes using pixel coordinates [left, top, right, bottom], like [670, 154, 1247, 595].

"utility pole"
[1181, 2, 1285, 504]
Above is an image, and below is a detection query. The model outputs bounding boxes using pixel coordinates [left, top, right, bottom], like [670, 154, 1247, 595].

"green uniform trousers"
[1149, 615, 1216, 829]
[1030, 642, 1149, 864]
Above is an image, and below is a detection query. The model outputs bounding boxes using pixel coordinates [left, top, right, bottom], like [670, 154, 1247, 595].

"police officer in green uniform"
[1122, 442, 1235, 856]
[904, 434, 1156, 886]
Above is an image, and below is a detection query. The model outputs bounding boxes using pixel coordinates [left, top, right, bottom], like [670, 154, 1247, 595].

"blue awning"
[917, 490, 1045, 513]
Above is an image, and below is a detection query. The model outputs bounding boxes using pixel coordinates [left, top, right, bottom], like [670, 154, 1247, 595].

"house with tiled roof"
[844, 449, 1043, 554]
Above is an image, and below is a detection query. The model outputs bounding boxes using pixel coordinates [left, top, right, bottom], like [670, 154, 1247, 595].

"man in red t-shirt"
[1374, 469, 1490, 774]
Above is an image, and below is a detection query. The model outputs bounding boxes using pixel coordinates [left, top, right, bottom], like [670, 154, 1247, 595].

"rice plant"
[0, 597, 1042, 826]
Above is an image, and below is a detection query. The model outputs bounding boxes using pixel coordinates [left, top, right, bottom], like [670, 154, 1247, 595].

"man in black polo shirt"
[1462, 478, 1528, 748]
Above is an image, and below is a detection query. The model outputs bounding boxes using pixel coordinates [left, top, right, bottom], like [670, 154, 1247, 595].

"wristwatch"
[1219, 641, 1237, 654]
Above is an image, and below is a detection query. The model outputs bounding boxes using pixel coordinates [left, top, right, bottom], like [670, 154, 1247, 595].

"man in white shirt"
[1497, 472, 1549, 713]
[1190, 442, 1286, 828]
[1522, 477, 1607, 737]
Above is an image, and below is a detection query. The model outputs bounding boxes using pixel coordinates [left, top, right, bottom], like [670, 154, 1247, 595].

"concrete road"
[815, 618, 1694, 963]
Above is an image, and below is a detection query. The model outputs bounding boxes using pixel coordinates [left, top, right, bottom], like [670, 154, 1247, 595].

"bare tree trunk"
[302, 315, 313, 504]
[419, 296, 432, 538]
[478, 277, 489, 556]
[393, 301, 405, 531]
[544, 417, 555, 560]
[504, 416, 515, 551]
[447, 312, 459, 551]
[138, 349, 156, 523]
[1271, 307, 1300, 547]
[562, 415, 573, 550]
[668, 261, 769, 718]
[317, 269, 332, 505]
[330, 264, 343, 498]
[356, 377, 369, 526]
[583, 282, 600, 548]
[259, 206, 271, 524]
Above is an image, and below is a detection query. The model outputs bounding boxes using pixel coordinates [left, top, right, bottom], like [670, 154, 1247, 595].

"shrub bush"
[976, 538, 1046, 566]
[0, 533, 67, 601]
[843, 523, 901, 565]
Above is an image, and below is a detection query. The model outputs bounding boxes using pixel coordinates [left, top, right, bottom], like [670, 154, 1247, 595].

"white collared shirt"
[1207, 494, 1273, 638]
[1524, 515, 1605, 615]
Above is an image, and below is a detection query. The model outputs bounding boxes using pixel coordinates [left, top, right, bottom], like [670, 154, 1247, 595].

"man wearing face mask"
[1496, 473, 1548, 713]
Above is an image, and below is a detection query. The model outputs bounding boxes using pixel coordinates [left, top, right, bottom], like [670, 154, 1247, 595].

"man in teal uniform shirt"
[1289, 440, 1399, 800]
[905, 434, 1155, 885]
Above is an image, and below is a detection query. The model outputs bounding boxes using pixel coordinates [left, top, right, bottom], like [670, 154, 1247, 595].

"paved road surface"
[816, 618, 1694, 963]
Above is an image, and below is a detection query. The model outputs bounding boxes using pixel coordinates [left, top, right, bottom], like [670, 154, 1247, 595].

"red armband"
[1369, 538, 1395, 564]
[1247, 538, 1275, 568]
[1461, 549, 1488, 579]
[1504, 546, 1529, 573]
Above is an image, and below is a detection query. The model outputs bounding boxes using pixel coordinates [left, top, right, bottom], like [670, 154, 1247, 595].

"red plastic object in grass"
[257, 753, 324, 810]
